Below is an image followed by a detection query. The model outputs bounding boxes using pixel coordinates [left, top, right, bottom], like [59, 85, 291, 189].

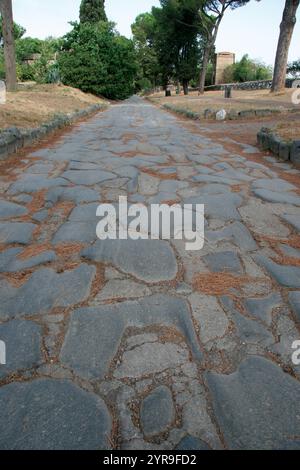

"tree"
[58, 22, 137, 100]
[198, 0, 251, 94]
[271, 0, 300, 92]
[223, 54, 272, 83]
[0, 16, 26, 44]
[0, 0, 17, 90]
[152, 0, 203, 95]
[80, 0, 107, 24]
[131, 13, 160, 90]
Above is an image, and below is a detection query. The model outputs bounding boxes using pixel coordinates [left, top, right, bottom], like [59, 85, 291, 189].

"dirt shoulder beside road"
[0, 83, 107, 130]
[148, 88, 298, 114]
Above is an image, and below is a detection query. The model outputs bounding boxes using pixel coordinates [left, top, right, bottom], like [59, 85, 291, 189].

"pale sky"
[12, 0, 300, 66]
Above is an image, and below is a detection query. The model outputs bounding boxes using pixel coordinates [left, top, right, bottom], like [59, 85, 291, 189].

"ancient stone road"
[0, 96, 300, 450]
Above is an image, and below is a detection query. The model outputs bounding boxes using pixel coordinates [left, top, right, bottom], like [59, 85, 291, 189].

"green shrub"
[136, 77, 153, 93]
[47, 65, 61, 84]
[58, 22, 137, 100]
[223, 55, 272, 83]
[17, 63, 35, 81]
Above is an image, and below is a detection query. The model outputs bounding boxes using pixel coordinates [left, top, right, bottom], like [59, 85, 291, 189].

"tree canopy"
[79, 0, 107, 24]
[0, 15, 26, 44]
[223, 55, 272, 83]
[58, 22, 137, 100]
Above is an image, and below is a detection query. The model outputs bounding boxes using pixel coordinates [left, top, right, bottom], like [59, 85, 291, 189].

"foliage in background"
[0, 15, 26, 44]
[287, 59, 300, 78]
[0, 48, 5, 79]
[80, 0, 107, 24]
[58, 22, 137, 100]
[132, 0, 204, 94]
[0, 14, 26, 80]
[131, 13, 160, 91]
[223, 55, 272, 83]
[198, 0, 253, 94]
[16, 37, 61, 83]
[153, 0, 203, 94]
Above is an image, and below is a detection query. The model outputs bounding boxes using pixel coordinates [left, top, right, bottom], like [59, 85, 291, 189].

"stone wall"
[205, 79, 294, 92]
[0, 104, 106, 161]
[257, 127, 300, 166]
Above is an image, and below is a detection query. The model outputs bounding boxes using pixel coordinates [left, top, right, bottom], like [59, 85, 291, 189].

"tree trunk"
[198, 44, 211, 95]
[0, 0, 17, 91]
[183, 79, 189, 95]
[271, 0, 300, 93]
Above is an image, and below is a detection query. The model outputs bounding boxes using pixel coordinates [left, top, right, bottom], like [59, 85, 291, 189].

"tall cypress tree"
[79, 0, 107, 24]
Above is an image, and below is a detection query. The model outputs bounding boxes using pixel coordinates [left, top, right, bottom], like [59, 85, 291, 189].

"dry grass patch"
[141, 167, 177, 180]
[149, 88, 296, 115]
[273, 120, 300, 142]
[192, 272, 258, 296]
[0, 83, 106, 130]
[26, 189, 47, 214]
[55, 242, 85, 260]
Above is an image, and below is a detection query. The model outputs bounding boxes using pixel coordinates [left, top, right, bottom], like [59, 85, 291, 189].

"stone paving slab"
[82, 239, 178, 282]
[0, 200, 28, 219]
[0, 96, 299, 450]
[0, 264, 96, 319]
[0, 222, 36, 244]
[60, 294, 203, 380]
[0, 319, 42, 378]
[0, 379, 111, 450]
[206, 356, 300, 450]
[0, 247, 56, 273]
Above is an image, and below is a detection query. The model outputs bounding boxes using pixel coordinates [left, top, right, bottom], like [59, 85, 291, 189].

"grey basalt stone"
[114, 341, 189, 379]
[289, 291, 300, 322]
[252, 178, 297, 192]
[281, 214, 300, 232]
[203, 251, 243, 274]
[60, 294, 203, 380]
[0, 200, 28, 219]
[0, 379, 111, 450]
[13, 194, 32, 204]
[8, 175, 68, 194]
[0, 247, 56, 273]
[67, 202, 100, 221]
[26, 163, 54, 174]
[192, 175, 239, 186]
[61, 170, 115, 186]
[290, 140, 300, 165]
[232, 310, 274, 346]
[221, 296, 274, 346]
[206, 221, 257, 251]
[189, 293, 229, 344]
[206, 356, 300, 449]
[244, 293, 282, 325]
[0, 319, 42, 378]
[185, 193, 242, 221]
[32, 209, 48, 222]
[252, 188, 300, 206]
[176, 436, 211, 451]
[279, 142, 291, 161]
[140, 386, 175, 437]
[0, 222, 36, 244]
[46, 186, 100, 205]
[53, 221, 98, 244]
[0, 264, 96, 319]
[254, 255, 300, 288]
[82, 239, 178, 283]
[279, 244, 300, 259]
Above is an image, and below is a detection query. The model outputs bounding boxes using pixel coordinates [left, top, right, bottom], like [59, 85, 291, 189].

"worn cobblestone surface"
[0, 96, 299, 450]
